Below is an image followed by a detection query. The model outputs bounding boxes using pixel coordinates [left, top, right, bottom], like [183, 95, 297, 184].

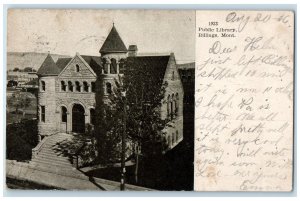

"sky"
[7, 9, 195, 64]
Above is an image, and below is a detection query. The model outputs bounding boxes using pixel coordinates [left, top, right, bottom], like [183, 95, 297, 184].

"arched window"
[91, 82, 96, 92]
[170, 94, 174, 119]
[75, 81, 81, 92]
[106, 82, 112, 94]
[110, 58, 117, 74]
[76, 64, 80, 72]
[119, 58, 125, 74]
[61, 81, 66, 91]
[83, 81, 89, 92]
[172, 71, 175, 80]
[90, 108, 95, 125]
[176, 130, 179, 142]
[61, 106, 67, 123]
[167, 95, 170, 117]
[102, 58, 109, 74]
[40, 81, 45, 91]
[68, 81, 73, 92]
[175, 93, 179, 115]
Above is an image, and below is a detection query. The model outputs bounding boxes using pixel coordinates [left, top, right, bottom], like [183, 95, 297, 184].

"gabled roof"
[37, 54, 61, 76]
[56, 58, 72, 71]
[99, 25, 128, 54]
[54, 55, 102, 76]
[57, 54, 98, 77]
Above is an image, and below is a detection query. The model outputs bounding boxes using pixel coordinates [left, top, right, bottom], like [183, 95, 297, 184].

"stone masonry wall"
[161, 53, 184, 149]
[38, 76, 58, 137]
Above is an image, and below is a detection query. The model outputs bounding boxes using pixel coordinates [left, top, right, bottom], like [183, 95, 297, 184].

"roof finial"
[113, 21, 114, 27]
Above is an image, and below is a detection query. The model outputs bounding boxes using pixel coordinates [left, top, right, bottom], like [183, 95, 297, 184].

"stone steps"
[31, 159, 73, 169]
[36, 153, 71, 163]
[45, 139, 71, 144]
[31, 133, 74, 169]
[32, 158, 72, 168]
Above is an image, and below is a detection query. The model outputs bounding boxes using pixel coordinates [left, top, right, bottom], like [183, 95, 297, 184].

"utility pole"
[120, 91, 126, 191]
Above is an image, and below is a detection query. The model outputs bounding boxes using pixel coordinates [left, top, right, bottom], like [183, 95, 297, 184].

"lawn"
[6, 112, 36, 125]
[6, 90, 37, 125]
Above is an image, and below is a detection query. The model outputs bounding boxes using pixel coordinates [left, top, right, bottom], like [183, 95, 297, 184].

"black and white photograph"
[6, 9, 195, 191]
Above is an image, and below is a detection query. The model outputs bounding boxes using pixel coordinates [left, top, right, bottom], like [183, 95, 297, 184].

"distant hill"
[7, 52, 71, 71]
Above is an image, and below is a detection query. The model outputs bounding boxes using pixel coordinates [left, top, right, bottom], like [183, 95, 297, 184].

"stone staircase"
[31, 133, 74, 169]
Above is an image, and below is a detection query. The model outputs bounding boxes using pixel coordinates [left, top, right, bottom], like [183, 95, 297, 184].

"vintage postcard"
[5, 9, 294, 192]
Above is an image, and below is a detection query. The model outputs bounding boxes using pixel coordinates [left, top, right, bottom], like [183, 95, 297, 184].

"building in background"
[7, 71, 38, 87]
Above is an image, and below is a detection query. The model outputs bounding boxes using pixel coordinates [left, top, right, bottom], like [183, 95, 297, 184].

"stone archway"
[72, 104, 85, 133]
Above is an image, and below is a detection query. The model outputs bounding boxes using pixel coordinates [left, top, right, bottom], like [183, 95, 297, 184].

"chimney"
[128, 45, 138, 57]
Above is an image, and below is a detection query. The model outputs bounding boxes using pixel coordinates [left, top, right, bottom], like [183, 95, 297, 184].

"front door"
[72, 104, 85, 133]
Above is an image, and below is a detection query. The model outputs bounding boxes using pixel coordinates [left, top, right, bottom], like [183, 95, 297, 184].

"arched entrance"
[72, 104, 85, 133]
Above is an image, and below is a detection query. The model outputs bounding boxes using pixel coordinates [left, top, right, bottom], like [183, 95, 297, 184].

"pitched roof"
[125, 55, 170, 102]
[99, 25, 128, 54]
[37, 54, 62, 76]
[80, 55, 102, 74]
[56, 58, 72, 71]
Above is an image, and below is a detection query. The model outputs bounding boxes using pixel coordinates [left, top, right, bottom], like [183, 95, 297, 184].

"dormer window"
[76, 64, 80, 72]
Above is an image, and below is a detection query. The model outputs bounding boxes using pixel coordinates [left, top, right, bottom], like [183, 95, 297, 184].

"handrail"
[71, 141, 87, 169]
[31, 136, 48, 159]
[31, 132, 59, 159]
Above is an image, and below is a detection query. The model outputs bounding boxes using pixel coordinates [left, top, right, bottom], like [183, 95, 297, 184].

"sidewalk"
[6, 160, 153, 191]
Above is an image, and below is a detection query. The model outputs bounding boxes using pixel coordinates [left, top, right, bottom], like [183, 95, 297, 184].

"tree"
[94, 79, 127, 165]
[95, 60, 169, 184]
[7, 91, 32, 116]
[6, 119, 38, 161]
[7, 80, 18, 87]
[13, 68, 20, 72]
[24, 67, 33, 72]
